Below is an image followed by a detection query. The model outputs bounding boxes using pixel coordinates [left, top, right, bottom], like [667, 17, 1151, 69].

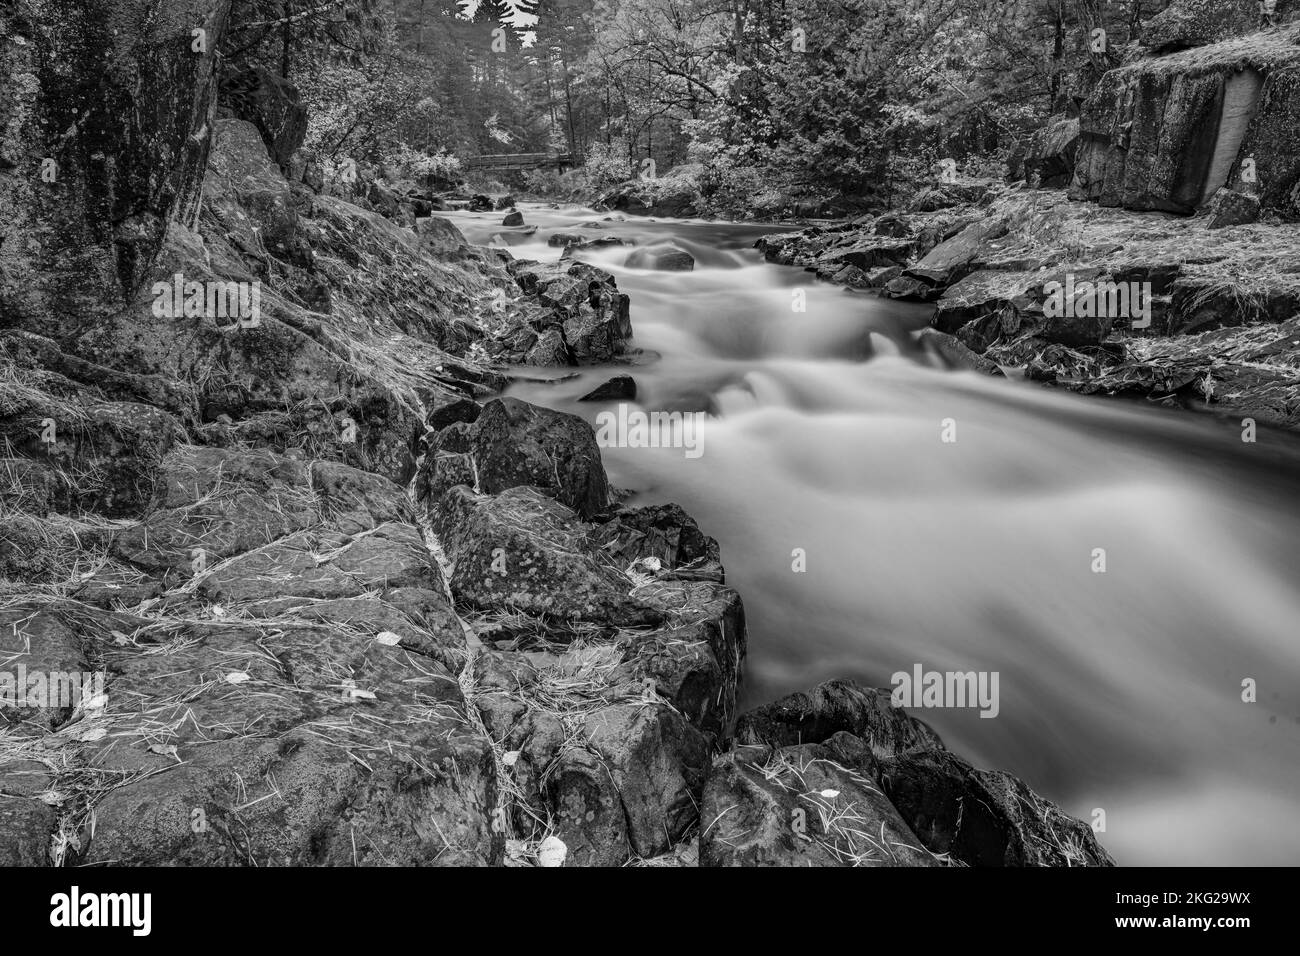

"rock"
[815, 236, 914, 271]
[735, 679, 946, 759]
[1204, 187, 1262, 228]
[1020, 116, 1080, 187]
[495, 194, 516, 210]
[415, 215, 474, 260]
[468, 194, 493, 211]
[203, 118, 309, 265]
[426, 397, 609, 519]
[624, 244, 695, 271]
[897, 216, 1009, 295]
[1071, 29, 1300, 216]
[367, 181, 403, 220]
[525, 327, 572, 366]
[0, 797, 55, 866]
[584, 703, 710, 858]
[597, 179, 698, 218]
[878, 748, 1115, 866]
[430, 485, 661, 627]
[502, 210, 525, 226]
[700, 736, 938, 867]
[0, 0, 231, 330]
[548, 232, 588, 247]
[1142, 0, 1262, 54]
[425, 397, 482, 431]
[544, 748, 630, 866]
[622, 582, 746, 737]
[916, 328, 1005, 376]
[500, 260, 633, 365]
[932, 269, 1039, 333]
[590, 503, 722, 578]
[578, 375, 637, 401]
[218, 67, 308, 171]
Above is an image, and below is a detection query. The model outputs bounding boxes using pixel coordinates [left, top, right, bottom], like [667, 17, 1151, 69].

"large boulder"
[701, 734, 939, 867]
[218, 67, 307, 171]
[1070, 26, 1300, 216]
[735, 679, 945, 758]
[423, 397, 609, 520]
[1020, 116, 1080, 187]
[879, 749, 1116, 867]
[624, 244, 695, 271]
[1142, 0, 1276, 54]
[430, 485, 661, 627]
[499, 260, 633, 365]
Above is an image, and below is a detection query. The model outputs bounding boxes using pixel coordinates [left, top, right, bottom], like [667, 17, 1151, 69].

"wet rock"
[625, 244, 695, 271]
[427, 397, 608, 519]
[495, 195, 516, 210]
[700, 736, 938, 867]
[735, 679, 945, 758]
[468, 194, 493, 211]
[548, 232, 588, 247]
[916, 328, 1005, 376]
[500, 260, 632, 365]
[578, 375, 637, 402]
[592, 503, 722, 577]
[597, 180, 699, 218]
[502, 210, 525, 226]
[879, 748, 1115, 866]
[431, 486, 661, 627]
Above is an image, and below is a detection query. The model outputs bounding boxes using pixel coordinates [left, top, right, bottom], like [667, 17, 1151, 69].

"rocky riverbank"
[0, 0, 1111, 867]
[758, 19, 1300, 429]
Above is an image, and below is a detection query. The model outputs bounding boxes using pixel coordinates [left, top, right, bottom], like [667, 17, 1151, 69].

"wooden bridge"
[462, 152, 576, 173]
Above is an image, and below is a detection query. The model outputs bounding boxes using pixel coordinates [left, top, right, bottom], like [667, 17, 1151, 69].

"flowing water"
[442, 202, 1300, 866]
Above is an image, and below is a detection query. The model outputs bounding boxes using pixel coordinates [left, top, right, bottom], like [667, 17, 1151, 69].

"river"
[440, 202, 1300, 867]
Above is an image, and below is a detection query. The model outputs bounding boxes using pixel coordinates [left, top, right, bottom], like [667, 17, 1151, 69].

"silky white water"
[443, 203, 1300, 866]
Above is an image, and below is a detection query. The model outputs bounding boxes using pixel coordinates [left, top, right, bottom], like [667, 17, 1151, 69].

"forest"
[222, 0, 1169, 213]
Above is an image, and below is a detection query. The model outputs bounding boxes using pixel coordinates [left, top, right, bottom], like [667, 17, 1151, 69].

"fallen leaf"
[375, 631, 402, 646]
[536, 835, 567, 868]
[224, 671, 250, 684]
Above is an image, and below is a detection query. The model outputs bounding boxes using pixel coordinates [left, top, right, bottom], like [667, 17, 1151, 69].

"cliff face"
[1071, 21, 1300, 216]
[0, 0, 231, 325]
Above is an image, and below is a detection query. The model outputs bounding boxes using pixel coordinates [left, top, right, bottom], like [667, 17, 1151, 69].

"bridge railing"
[463, 152, 576, 170]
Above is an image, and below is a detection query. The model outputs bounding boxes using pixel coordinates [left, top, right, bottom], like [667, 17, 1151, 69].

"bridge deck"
[463, 152, 575, 170]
